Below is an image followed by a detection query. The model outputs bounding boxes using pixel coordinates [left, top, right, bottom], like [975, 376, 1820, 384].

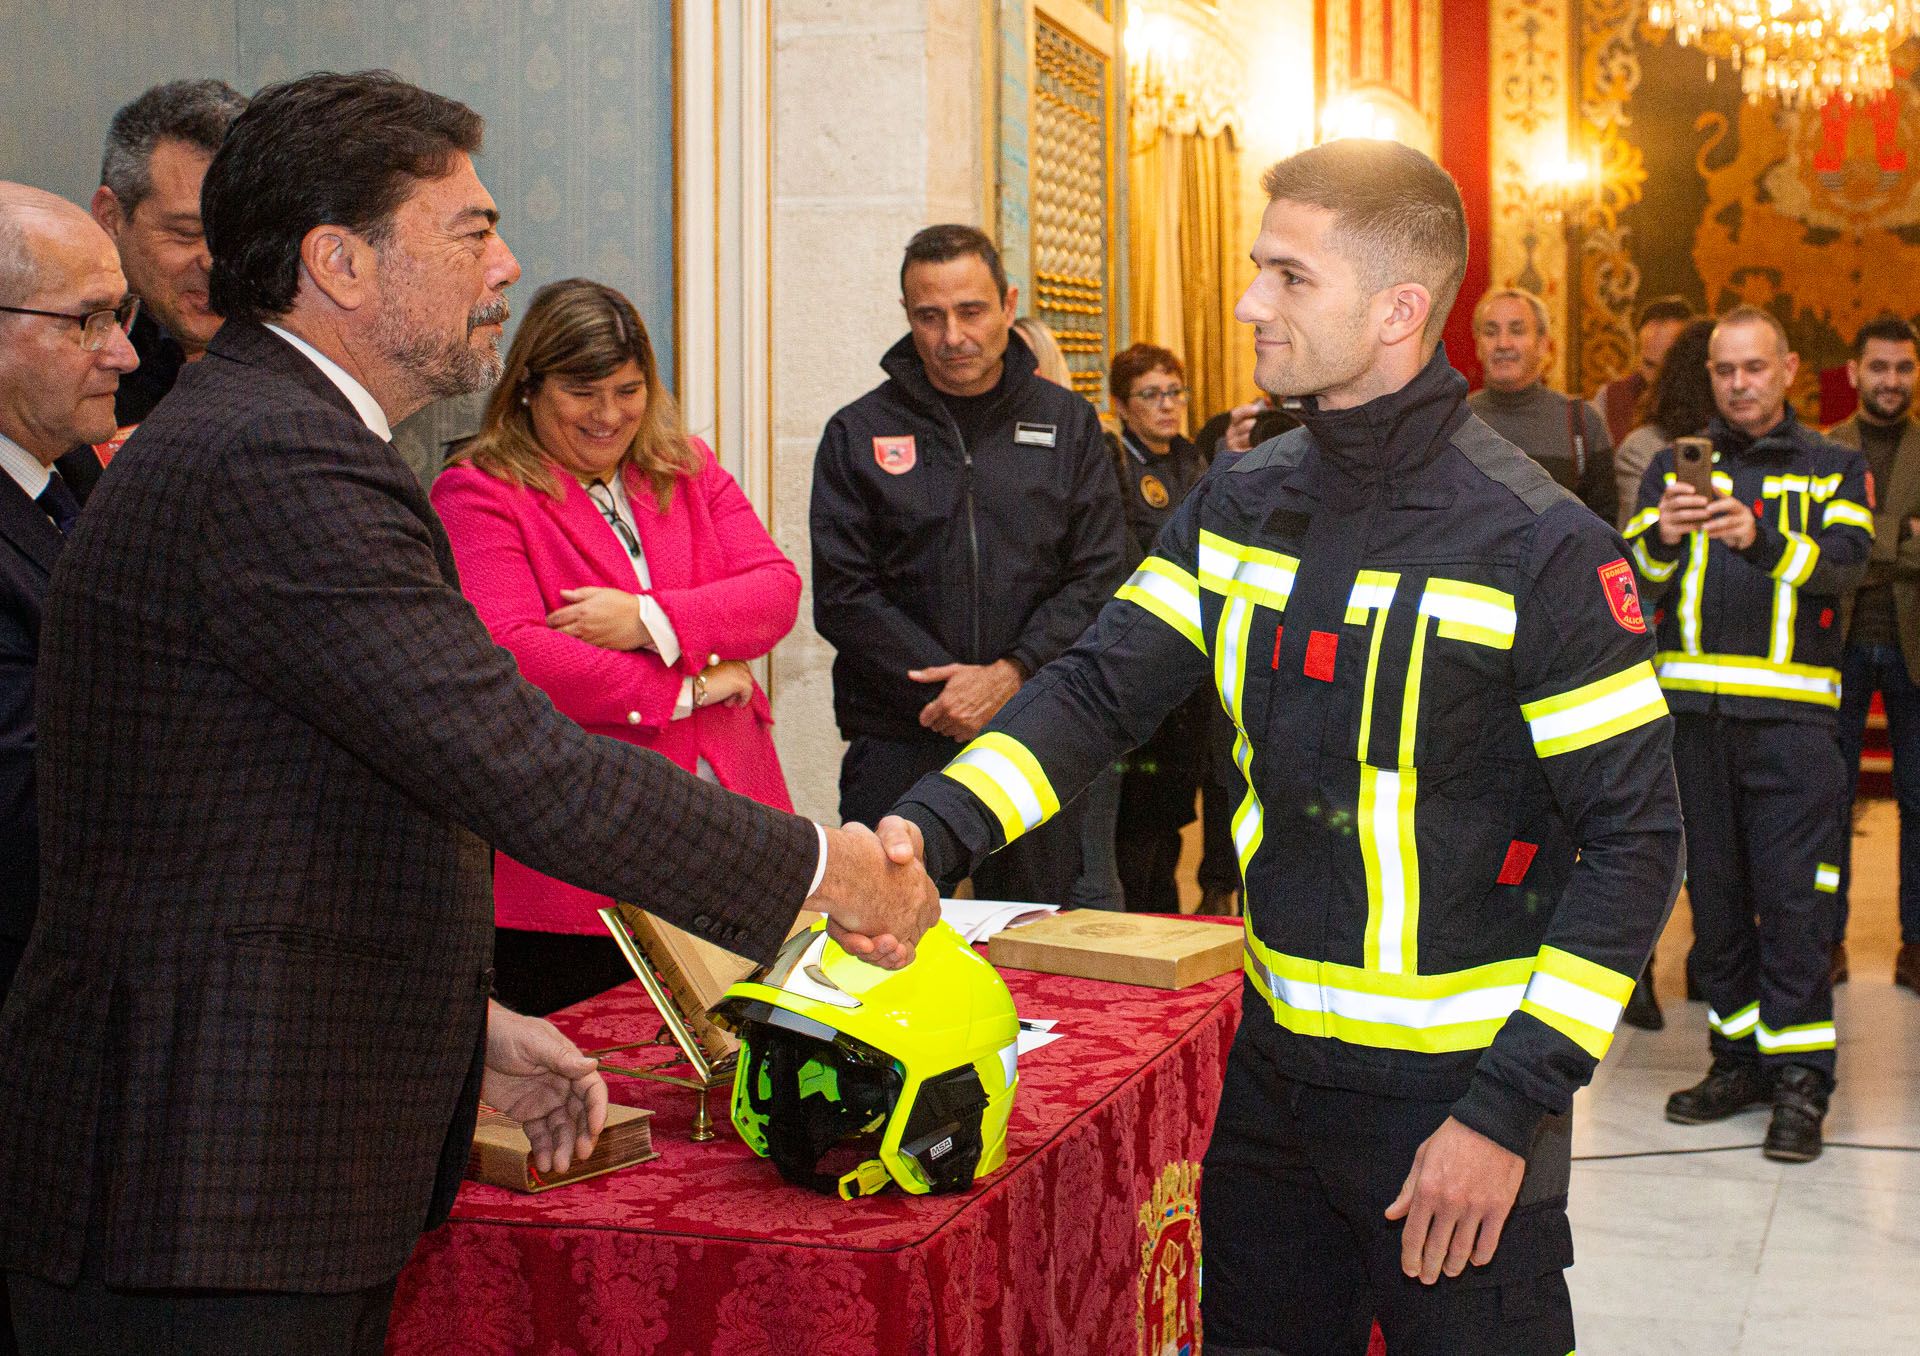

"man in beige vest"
[1828, 314, 1920, 995]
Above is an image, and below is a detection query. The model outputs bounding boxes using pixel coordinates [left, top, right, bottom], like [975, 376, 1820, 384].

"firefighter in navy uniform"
[876, 142, 1682, 1356]
[810, 225, 1127, 905]
[1624, 306, 1872, 1162]
[1105, 343, 1211, 911]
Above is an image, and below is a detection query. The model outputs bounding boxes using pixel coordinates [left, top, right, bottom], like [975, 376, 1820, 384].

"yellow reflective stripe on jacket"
[1116, 557, 1206, 654]
[1197, 529, 1298, 610]
[1677, 532, 1709, 652]
[1624, 506, 1661, 539]
[1359, 764, 1421, 975]
[1419, 578, 1517, 650]
[1821, 498, 1873, 532]
[1768, 579, 1799, 665]
[1347, 571, 1401, 760]
[1243, 927, 1535, 1054]
[1215, 599, 1265, 879]
[1630, 536, 1679, 582]
[1756, 1019, 1837, 1053]
[941, 731, 1060, 843]
[1344, 570, 1400, 623]
[1653, 652, 1841, 707]
[1770, 532, 1819, 588]
[1815, 862, 1839, 893]
[1519, 661, 1668, 758]
[1518, 945, 1636, 1059]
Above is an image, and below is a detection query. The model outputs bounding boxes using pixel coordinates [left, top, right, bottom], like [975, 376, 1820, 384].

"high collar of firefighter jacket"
[1287, 343, 1473, 506]
[877, 327, 1040, 420]
[1706, 406, 1804, 461]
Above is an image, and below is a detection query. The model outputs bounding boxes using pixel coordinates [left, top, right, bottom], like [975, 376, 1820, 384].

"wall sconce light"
[1318, 89, 1436, 156]
[1322, 94, 1398, 142]
[1532, 154, 1599, 226]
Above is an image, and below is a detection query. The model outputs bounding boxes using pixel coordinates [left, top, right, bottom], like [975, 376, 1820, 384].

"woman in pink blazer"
[434, 279, 800, 1014]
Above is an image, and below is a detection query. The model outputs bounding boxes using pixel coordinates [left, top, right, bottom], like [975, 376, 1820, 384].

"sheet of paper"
[939, 897, 1061, 945]
[1014, 1016, 1062, 1056]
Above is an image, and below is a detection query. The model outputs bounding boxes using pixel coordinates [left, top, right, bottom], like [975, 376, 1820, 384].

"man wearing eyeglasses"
[0, 183, 140, 1011]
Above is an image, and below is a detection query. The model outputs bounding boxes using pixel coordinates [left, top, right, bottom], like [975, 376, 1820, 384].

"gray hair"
[1472, 286, 1551, 337]
[100, 79, 248, 214]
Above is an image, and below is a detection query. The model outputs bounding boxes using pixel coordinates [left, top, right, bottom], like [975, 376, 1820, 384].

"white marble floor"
[1567, 798, 1920, 1355]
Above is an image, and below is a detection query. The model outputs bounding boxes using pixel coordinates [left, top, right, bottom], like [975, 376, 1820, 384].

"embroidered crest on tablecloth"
[1137, 1159, 1201, 1356]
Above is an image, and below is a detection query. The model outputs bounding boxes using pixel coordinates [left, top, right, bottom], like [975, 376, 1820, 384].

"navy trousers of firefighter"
[1671, 712, 1843, 1080]
[1200, 1025, 1577, 1356]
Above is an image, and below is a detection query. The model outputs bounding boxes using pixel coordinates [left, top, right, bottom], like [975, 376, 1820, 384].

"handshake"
[805, 815, 944, 969]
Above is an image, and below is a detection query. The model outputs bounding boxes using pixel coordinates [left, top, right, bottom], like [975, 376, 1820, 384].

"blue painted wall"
[0, 0, 677, 381]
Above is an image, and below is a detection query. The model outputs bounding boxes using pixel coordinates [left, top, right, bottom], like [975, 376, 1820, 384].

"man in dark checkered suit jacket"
[0, 74, 937, 1356]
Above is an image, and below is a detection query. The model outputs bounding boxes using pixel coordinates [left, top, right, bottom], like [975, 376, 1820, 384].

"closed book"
[466, 1102, 659, 1193]
[988, 910, 1242, 990]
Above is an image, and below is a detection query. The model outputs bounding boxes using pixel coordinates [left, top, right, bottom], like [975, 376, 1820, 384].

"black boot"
[1763, 1065, 1830, 1163]
[1622, 949, 1664, 1031]
[1666, 1058, 1772, 1124]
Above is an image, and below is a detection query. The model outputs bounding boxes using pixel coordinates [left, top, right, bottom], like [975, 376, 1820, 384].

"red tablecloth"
[389, 952, 1242, 1355]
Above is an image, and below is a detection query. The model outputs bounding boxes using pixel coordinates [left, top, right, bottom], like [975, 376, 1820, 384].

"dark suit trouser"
[7, 1270, 397, 1356]
[1834, 641, 1920, 944]
[840, 732, 1090, 905]
[1673, 712, 1843, 1080]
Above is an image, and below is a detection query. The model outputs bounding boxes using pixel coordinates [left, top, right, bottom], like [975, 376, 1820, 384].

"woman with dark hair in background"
[434, 279, 800, 1014]
[1106, 343, 1211, 911]
[1614, 317, 1717, 530]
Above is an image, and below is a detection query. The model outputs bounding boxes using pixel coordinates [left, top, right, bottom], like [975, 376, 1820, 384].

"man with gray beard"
[0, 72, 936, 1355]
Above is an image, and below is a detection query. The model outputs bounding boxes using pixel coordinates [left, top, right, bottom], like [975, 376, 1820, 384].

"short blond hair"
[1261, 139, 1469, 344]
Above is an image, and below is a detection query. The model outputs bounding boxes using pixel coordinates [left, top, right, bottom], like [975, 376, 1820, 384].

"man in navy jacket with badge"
[810, 225, 1127, 904]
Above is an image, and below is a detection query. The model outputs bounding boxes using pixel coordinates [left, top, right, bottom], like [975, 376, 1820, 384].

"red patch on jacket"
[1496, 840, 1539, 886]
[1820, 607, 1835, 629]
[872, 435, 916, 474]
[1271, 625, 1284, 669]
[1597, 559, 1646, 634]
[1304, 631, 1339, 682]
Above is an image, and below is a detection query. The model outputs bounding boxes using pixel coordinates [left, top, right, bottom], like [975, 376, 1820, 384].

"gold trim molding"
[1489, 0, 1575, 388]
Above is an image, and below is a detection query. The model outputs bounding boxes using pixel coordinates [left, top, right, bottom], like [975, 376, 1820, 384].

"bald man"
[0, 184, 140, 1003]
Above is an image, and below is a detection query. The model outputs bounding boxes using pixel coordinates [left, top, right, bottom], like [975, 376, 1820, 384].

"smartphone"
[1673, 436, 1716, 497]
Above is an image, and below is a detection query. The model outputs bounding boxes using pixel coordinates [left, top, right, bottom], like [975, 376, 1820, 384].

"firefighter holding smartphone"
[1624, 305, 1873, 1161]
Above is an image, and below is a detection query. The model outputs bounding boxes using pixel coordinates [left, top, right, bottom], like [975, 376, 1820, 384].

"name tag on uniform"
[1014, 422, 1057, 448]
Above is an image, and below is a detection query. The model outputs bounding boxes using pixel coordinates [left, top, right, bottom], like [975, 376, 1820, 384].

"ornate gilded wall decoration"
[1032, 17, 1116, 398]
[1572, 16, 1920, 405]
[1576, 0, 1652, 391]
[1490, 0, 1577, 388]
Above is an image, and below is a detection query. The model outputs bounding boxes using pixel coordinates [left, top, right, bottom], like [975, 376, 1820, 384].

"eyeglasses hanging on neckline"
[585, 479, 641, 557]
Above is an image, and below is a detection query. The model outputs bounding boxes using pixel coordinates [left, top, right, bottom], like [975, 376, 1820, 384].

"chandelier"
[1644, 0, 1917, 107]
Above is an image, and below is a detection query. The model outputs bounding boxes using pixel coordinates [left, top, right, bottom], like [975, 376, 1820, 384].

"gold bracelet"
[693, 672, 708, 708]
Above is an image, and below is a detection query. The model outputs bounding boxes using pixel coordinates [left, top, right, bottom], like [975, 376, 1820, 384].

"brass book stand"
[594, 902, 747, 1142]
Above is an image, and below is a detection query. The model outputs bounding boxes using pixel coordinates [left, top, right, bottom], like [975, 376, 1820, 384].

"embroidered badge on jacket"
[1598, 558, 1647, 633]
[873, 435, 916, 475]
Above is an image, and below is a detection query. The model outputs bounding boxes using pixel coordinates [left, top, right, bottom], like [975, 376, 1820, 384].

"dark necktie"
[36, 470, 80, 537]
